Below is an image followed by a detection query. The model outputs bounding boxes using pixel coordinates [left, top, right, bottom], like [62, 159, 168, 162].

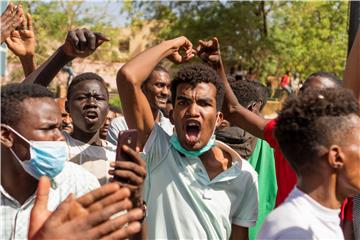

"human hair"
[301, 71, 342, 92]
[67, 72, 108, 100]
[109, 104, 122, 114]
[143, 64, 169, 87]
[171, 63, 224, 111]
[230, 80, 260, 109]
[1, 83, 54, 126]
[249, 81, 268, 110]
[274, 88, 359, 174]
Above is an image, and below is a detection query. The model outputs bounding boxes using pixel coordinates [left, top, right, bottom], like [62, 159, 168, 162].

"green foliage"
[125, 1, 348, 81]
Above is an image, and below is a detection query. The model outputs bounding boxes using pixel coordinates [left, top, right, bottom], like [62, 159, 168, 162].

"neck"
[152, 108, 161, 122]
[1, 147, 38, 204]
[200, 146, 232, 180]
[71, 127, 102, 146]
[297, 171, 341, 209]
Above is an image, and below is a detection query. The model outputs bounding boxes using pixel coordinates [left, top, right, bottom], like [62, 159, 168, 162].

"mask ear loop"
[1, 124, 31, 145]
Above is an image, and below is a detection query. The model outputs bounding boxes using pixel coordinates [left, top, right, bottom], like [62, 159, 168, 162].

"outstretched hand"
[196, 37, 221, 69]
[1, 3, 24, 43]
[29, 176, 143, 240]
[167, 36, 196, 64]
[6, 12, 36, 58]
[61, 28, 109, 59]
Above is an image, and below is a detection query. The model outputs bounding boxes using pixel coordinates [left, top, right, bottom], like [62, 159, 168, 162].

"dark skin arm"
[344, 26, 360, 113]
[108, 146, 147, 240]
[22, 28, 108, 86]
[116, 36, 194, 148]
[229, 224, 248, 240]
[196, 37, 269, 139]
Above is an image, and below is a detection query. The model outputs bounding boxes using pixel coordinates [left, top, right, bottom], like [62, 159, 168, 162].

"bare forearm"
[19, 55, 36, 77]
[22, 46, 73, 86]
[344, 27, 360, 106]
[217, 60, 268, 139]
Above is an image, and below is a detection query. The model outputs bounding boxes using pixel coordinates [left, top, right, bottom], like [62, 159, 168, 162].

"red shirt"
[280, 74, 290, 87]
[264, 119, 297, 206]
[341, 198, 353, 222]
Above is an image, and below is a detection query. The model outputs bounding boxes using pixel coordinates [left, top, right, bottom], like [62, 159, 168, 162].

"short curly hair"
[171, 63, 224, 111]
[275, 88, 359, 173]
[67, 72, 109, 100]
[231, 80, 260, 109]
[1, 83, 54, 126]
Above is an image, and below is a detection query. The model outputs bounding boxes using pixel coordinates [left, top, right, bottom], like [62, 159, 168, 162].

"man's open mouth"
[185, 120, 201, 145]
[84, 110, 99, 122]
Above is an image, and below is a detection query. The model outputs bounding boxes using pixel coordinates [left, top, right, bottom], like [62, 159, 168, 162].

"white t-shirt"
[141, 124, 259, 239]
[63, 131, 116, 185]
[257, 187, 343, 239]
[106, 112, 173, 145]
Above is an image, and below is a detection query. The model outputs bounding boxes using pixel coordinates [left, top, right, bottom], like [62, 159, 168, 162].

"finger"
[86, 187, 132, 212]
[33, 176, 51, 211]
[26, 13, 33, 31]
[110, 161, 146, 177]
[122, 145, 146, 167]
[94, 32, 110, 42]
[77, 183, 121, 207]
[109, 170, 144, 185]
[44, 194, 74, 225]
[83, 198, 133, 228]
[75, 29, 87, 51]
[90, 208, 143, 239]
[6, 2, 14, 12]
[101, 221, 142, 240]
[67, 31, 79, 50]
[83, 28, 96, 50]
[17, 5, 26, 30]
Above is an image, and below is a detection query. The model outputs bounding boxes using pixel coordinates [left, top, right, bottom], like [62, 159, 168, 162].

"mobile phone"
[116, 129, 138, 162]
[115, 129, 138, 182]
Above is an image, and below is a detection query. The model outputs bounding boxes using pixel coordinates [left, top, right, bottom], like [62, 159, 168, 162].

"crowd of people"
[1, 3, 360, 240]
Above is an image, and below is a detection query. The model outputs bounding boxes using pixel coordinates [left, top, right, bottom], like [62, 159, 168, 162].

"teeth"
[188, 122, 197, 126]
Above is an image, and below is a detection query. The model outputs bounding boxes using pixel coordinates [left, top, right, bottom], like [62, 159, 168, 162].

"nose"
[186, 103, 200, 117]
[161, 86, 170, 97]
[84, 97, 98, 108]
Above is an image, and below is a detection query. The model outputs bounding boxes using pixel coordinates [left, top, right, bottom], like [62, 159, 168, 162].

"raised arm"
[344, 26, 360, 109]
[22, 29, 108, 86]
[196, 37, 269, 139]
[117, 36, 194, 148]
[6, 11, 36, 77]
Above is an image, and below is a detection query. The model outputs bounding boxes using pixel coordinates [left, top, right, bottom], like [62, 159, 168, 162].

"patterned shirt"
[0, 162, 100, 240]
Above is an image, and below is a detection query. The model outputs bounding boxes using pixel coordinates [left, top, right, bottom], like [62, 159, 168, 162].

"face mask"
[5, 125, 67, 179]
[170, 113, 219, 158]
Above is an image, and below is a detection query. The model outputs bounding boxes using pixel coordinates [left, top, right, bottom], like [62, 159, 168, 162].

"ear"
[65, 100, 70, 113]
[1, 125, 14, 148]
[328, 145, 345, 170]
[169, 109, 174, 125]
[248, 101, 261, 114]
[215, 112, 224, 128]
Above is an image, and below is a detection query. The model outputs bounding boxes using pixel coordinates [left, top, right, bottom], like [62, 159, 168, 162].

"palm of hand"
[8, 30, 35, 57]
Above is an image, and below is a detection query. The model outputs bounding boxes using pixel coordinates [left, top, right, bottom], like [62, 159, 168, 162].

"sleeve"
[142, 124, 171, 172]
[106, 117, 128, 145]
[232, 176, 259, 227]
[263, 118, 278, 149]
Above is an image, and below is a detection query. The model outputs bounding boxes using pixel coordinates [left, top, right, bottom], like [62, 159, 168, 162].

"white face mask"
[4, 125, 67, 179]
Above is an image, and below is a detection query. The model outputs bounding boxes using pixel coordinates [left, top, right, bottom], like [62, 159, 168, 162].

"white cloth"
[257, 187, 343, 240]
[63, 131, 116, 185]
[141, 124, 259, 239]
[0, 162, 100, 240]
[106, 112, 173, 146]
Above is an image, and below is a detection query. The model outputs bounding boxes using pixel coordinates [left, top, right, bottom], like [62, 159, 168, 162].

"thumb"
[34, 176, 51, 212]
[28, 176, 51, 239]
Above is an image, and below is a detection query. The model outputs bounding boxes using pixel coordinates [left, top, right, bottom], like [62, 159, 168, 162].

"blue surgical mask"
[169, 113, 219, 158]
[5, 125, 67, 179]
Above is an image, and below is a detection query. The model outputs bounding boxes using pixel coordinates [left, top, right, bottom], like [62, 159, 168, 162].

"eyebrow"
[176, 95, 214, 103]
